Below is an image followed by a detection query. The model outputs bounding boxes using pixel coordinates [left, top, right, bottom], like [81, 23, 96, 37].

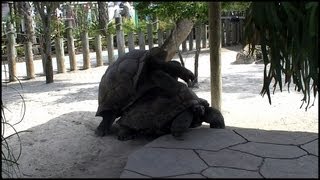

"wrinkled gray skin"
[116, 66, 225, 141]
[95, 47, 195, 137]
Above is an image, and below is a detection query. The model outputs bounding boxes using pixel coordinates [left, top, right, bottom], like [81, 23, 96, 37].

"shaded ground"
[121, 127, 318, 178]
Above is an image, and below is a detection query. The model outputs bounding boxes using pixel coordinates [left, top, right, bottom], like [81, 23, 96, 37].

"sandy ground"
[1, 45, 318, 178]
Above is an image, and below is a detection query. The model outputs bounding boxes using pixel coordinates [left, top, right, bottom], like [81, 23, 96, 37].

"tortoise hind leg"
[95, 110, 117, 136]
[170, 110, 193, 140]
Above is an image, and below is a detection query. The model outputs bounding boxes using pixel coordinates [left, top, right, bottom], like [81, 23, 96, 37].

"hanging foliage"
[134, 2, 250, 23]
[243, 2, 318, 110]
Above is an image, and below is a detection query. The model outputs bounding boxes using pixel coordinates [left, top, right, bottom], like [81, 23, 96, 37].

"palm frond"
[243, 2, 318, 110]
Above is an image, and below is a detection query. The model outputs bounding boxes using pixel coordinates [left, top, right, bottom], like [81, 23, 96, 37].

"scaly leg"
[95, 110, 117, 136]
[170, 110, 194, 140]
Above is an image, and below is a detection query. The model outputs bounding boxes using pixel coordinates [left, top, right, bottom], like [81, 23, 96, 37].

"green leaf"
[244, 2, 318, 110]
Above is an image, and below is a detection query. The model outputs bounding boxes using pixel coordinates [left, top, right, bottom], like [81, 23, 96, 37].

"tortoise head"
[204, 107, 225, 129]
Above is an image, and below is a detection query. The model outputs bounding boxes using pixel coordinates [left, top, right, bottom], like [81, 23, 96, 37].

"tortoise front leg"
[147, 57, 195, 86]
[170, 110, 194, 140]
[95, 110, 117, 136]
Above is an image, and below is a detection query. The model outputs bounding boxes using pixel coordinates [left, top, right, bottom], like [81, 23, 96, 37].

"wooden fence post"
[128, 31, 135, 51]
[6, 23, 17, 82]
[239, 19, 244, 44]
[115, 16, 125, 57]
[66, 4, 77, 71]
[147, 22, 153, 49]
[95, 34, 103, 66]
[55, 37, 66, 73]
[231, 20, 237, 45]
[225, 18, 231, 46]
[221, 19, 225, 47]
[82, 31, 90, 69]
[157, 29, 163, 47]
[236, 20, 240, 44]
[106, 34, 115, 64]
[138, 30, 145, 50]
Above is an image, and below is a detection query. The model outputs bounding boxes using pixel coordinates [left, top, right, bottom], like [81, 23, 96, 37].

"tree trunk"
[39, 35, 46, 75]
[6, 23, 17, 82]
[23, 2, 35, 79]
[95, 34, 103, 66]
[82, 31, 90, 69]
[97, 2, 108, 36]
[66, 4, 77, 71]
[163, 30, 168, 40]
[188, 28, 194, 51]
[44, 15, 53, 83]
[182, 38, 187, 52]
[55, 37, 66, 73]
[195, 23, 201, 50]
[194, 48, 200, 85]
[177, 50, 185, 67]
[97, 1, 115, 64]
[209, 2, 222, 111]
[160, 19, 194, 62]
[34, 2, 59, 83]
[194, 23, 201, 86]
[13, 2, 24, 44]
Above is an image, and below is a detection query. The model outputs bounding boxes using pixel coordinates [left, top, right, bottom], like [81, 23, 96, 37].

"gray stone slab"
[168, 173, 205, 178]
[124, 147, 207, 177]
[234, 128, 318, 145]
[260, 155, 318, 178]
[197, 149, 262, 170]
[230, 142, 307, 158]
[301, 139, 318, 156]
[202, 167, 262, 178]
[120, 170, 150, 178]
[146, 128, 246, 151]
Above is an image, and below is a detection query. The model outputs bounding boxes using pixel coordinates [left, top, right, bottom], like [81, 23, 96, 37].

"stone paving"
[120, 127, 318, 178]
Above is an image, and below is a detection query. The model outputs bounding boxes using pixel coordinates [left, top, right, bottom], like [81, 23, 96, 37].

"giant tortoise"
[95, 47, 195, 136]
[115, 66, 225, 141]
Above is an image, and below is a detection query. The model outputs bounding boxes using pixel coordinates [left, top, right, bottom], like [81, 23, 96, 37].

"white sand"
[1, 45, 318, 178]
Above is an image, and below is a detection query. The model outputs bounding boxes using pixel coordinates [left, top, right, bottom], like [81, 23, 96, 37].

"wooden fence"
[2, 15, 245, 82]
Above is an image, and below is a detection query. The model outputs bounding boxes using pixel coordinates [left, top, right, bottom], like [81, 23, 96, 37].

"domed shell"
[116, 82, 202, 132]
[96, 49, 148, 117]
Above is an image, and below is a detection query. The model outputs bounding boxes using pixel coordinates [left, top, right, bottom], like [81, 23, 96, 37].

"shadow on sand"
[4, 111, 318, 178]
